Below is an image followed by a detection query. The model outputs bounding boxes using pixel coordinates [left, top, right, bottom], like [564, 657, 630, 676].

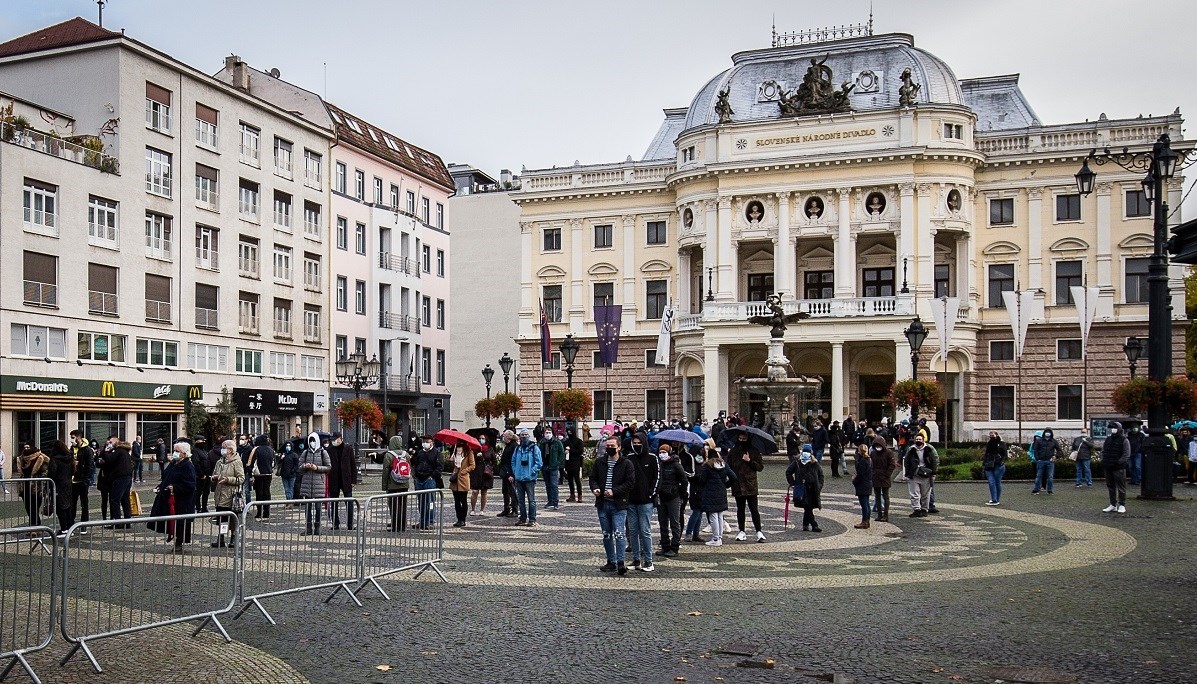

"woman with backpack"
[382, 436, 412, 531]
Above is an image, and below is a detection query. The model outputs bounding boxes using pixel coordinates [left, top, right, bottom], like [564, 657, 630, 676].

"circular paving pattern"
[436, 488, 1137, 591]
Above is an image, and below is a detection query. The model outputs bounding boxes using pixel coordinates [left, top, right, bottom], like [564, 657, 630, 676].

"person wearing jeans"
[413, 437, 444, 529]
[508, 429, 542, 526]
[982, 432, 1009, 505]
[1100, 421, 1131, 514]
[623, 433, 658, 570]
[590, 435, 635, 575]
[539, 433, 565, 510]
[1072, 428, 1095, 487]
[1030, 428, 1060, 494]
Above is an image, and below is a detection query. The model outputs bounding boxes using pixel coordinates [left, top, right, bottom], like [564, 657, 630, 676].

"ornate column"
[703, 345, 729, 419]
[678, 248, 692, 314]
[835, 188, 853, 298]
[519, 221, 534, 339]
[956, 233, 972, 307]
[717, 197, 734, 301]
[775, 192, 793, 298]
[894, 338, 912, 420]
[1095, 182, 1113, 288]
[830, 341, 845, 421]
[899, 183, 916, 289]
[1027, 188, 1043, 291]
[621, 214, 637, 329]
[569, 218, 584, 334]
[916, 183, 934, 297]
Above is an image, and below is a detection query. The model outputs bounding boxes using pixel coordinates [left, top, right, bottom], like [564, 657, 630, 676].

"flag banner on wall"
[1070, 286, 1101, 357]
[927, 296, 960, 370]
[594, 305, 623, 365]
[653, 305, 674, 366]
[1001, 290, 1036, 359]
[539, 300, 553, 363]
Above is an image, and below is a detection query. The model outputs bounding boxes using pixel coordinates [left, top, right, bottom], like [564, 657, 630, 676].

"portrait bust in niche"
[947, 189, 962, 213]
[805, 196, 824, 219]
[745, 200, 764, 224]
[683, 207, 694, 228]
[866, 192, 887, 217]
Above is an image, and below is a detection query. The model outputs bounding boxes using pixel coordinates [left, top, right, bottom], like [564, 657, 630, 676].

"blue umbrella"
[654, 429, 705, 445]
[1171, 420, 1197, 430]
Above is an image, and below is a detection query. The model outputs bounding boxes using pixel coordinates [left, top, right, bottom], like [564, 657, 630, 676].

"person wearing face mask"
[728, 432, 766, 543]
[469, 435, 496, 515]
[508, 429, 543, 526]
[590, 435, 635, 575]
[1071, 427, 1095, 488]
[326, 432, 356, 530]
[1126, 424, 1145, 485]
[246, 435, 277, 520]
[210, 440, 245, 548]
[982, 432, 1008, 506]
[149, 441, 196, 553]
[695, 447, 736, 546]
[103, 436, 134, 526]
[870, 436, 898, 521]
[298, 435, 332, 535]
[539, 429, 565, 510]
[654, 444, 686, 558]
[237, 435, 254, 507]
[1100, 421, 1131, 513]
[624, 433, 659, 570]
[448, 443, 476, 527]
[852, 441, 873, 529]
[496, 431, 518, 517]
[1030, 427, 1061, 495]
[563, 429, 585, 503]
[903, 433, 938, 518]
[278, 441, 300, 502]
[413, 435, 444, 529]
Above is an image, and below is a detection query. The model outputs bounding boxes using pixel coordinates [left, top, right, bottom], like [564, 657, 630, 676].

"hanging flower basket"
[493, 392, 524, 420]
[887, 379, 945, 411]
[1112, 376, 1197, 419]
[550, 388, 593, 421]
[336, 398, 383, 431]
[474, 398, 499, 421]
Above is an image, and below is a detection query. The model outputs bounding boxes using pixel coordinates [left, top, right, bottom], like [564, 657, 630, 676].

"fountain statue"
[737, 293, 822, 435]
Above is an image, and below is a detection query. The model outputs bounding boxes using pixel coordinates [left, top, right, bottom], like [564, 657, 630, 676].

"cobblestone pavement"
[6, 471, 1195, 683]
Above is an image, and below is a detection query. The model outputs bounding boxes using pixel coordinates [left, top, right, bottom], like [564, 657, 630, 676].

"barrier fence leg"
[323, 582, 364, 607]
[60, 640, 102, 674]
[191, 614, 232, 643]
[353, 576, 391, 601]
[3, 653, 42, 684]
[233, 598, 276, 626]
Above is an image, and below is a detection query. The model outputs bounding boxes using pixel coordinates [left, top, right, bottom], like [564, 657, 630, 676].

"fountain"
[736, 293, 823, 434]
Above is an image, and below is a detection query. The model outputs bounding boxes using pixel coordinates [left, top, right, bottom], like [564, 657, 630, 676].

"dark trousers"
[1187, 461, 1197, 484]
[802, 506, 818, 530]
[501, 478, 517, 514]
[830, 452, 843, 477]
[109, 476, 133, 521]
[196, 477, 211, 511]
[564, 465, 583, 498]
[253, 475, 273, 518]
[656, 495, 682, 551]
[734, 495, 762, 532]
[71, 483, 90, 524]
[98, 486, 110, 520]
[1106, 466, 1127, 506]
[453, 490, 468, 523]
[387, 491, 409, 531]
[329, 483, 353, 528]
[23, 493, 43, 527]
[873, 486, 890, 517]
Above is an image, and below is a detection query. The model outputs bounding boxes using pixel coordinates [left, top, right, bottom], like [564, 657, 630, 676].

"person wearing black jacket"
[192, 437, 211, 512]
[496, 431, 518, 517]
[654, 444, 687, 558]
[624, 433, 659, 572]
[102, 438, 134, 525]
[785, 425, 802, 459]
[982, 432, 1009, 506]
[1101, 421, 1131, 513]
[589, 435, 636, 576]
[563, 428, 585, 503]
[47, 440, 75, 534]
[326, 432, 355, 529]
[786, 450, 824, 532]
[828, 421, 846, 478]
[67, 430, 94, 526]
[278, 441, 300, 501]
[852, 443, 873, 529]
[247, 435, 277, 520]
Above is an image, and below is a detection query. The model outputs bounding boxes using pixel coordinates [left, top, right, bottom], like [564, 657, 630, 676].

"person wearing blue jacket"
[508, 428, 543, 526]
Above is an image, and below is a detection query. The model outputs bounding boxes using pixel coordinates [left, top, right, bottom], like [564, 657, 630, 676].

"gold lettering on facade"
[753, 128, 878, 148]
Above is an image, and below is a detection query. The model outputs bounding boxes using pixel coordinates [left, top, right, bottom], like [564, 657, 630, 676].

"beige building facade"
[515, 32, 1186, 440]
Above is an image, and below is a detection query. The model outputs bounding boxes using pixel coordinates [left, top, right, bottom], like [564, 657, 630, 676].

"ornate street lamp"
[904, 315, 929, 421]
[560, 334, 580, 388]
[1076, 132, 1196, 500]
[335, 351, 381, 436]
[1123, 336, 1143, 379]
[498, 352, 514, 393]
[706, 267, 716, 302]
[481, 364, 495, 398]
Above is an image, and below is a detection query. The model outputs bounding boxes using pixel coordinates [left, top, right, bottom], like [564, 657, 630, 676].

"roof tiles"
[0, 17, 120, 59]
[324, 102, 453, 191]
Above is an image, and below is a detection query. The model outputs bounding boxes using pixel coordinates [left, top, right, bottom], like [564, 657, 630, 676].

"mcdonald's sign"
[100, 381, 116, 397]
[188, 385, 203, 400]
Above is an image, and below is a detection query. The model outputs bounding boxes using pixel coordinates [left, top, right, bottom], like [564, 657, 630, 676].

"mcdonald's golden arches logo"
[188, 385, 203, 400]
[100, 381, 116, 397]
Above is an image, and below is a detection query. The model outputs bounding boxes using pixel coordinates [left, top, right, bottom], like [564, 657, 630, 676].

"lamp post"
[1076, 133, 1191, 500]
[904, 315, 929, 421]
[481, 364, 495, 428]
[705, 267, 715, 302]
[560, 334, 580, 388]
[498, 352, 514, 393]
[1123, 336, 1143, 379]
[334, 352, 381, 482]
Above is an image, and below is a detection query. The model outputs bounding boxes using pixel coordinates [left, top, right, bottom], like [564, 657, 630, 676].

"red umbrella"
[434, 429, 481, 452]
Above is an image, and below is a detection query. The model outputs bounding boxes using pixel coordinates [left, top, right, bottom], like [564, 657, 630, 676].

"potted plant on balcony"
[492, 392, 524, 429]
[887, 379, 945, 414]
[336, 398, 384, 431]
[550, 388, 593, 422]
[1113, 376, 1197, 419]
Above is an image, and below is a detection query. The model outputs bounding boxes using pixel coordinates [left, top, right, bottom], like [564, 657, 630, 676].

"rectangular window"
[436, 299, 445, 329]
[336, 217, 348, 250]
[235, 348, 262, 374]
[594, 282, 614, 309]
[943, 122, 963, 139]
[238, 238, 259, 278]
[272, 245, 292, 282]
[354, 170, 365, 200]
[1055, 260, 1082, 305]
[646, 390, 667, 421]
[144, 212, 173, 260]
[934, 264, 951, 298]
[238, 293, 259, 334]
[239, 123, 260, 165]
[421, 197, 430, 223]
[272, 298, 292, 338]
[187, 342, 228, 371]
[303, 305, 321, 342]
[436, 203, 444, 229]
[300, 354, 324, 379]
[355, 223, 367, 255]
[373, 177, 383, 204]
[356, 281, 367, 315]
[273, 137, 293, 178]
[390, 184, 400, 209]
[23, 180, 57, 234]
[238, 179, 260, 220]
[1056, 193, 1081, 222]
[335, 276, 348, 311]
[303, 254, 321, 291]
[78, 332, 126, 362]
[195, 224, 218, 270]
[303, 202, 321, 239]
[195, 164, 219, 211]
[592, 350, 612, 369]
[269, 352, 295, 377]
[135, 338, 179, 368]
[436, 350, 446, 385]
[88, 196, 119, 244]
[594, 224, 613, 249]
[334, 162, 347, 194]
[645, 350, 658, 367]
[862, 267, 895, 298]
[422, 244, 431, 272]
[1057, 338, 1083, 360]
[87, 264, 119, 315]
[989, 340, 1014, 362]
[436, 249, 445, 277]
[11, 324, 66, 358]
[593, 390, 613, 421]
[145, 82, 172, 132]
[195, 103, 218, 147]
[195, 282, 218, 329]
[646, 279, 668, 319]
[1124, 258, 1149, 304]
[144, 274, 172, 322]
[988, 264, 1015, 307]
[303, 149, 322, 188]
[543, 285, 562, 322]
[989, 198, 1014, 226]
[335, 336, 347, 362]
[1057, 385, 1083, 420]
[543, 352, 561, 370]
[421, 295, 431, 327]
[646, 220, 667, 245]
[145, 147, 172, 197]
[989, 385, 1015, 421]
[543, 228, 562, 251]
[421, 348, 432, 384]
[804, 270, 834, 300]
[22, 251, 57, 307]
[355, 338, 367, 356]
[406, 191, 415, 214]
[1125, 190, 1151, 218]
[273, 191, 292, 229]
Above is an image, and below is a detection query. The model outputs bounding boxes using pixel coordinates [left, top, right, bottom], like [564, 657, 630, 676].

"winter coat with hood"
[983, 436, 1009, 470]
[327, 438, 355, 490]
[296, 445, 331, 499]
[695, 458, 737, 513]
[786, 457, 824, 509]
[540, 436, 565, 471]
[728, 442, 764, 497]
[852, 447, 874, 498]
[210, 449, 245, 508]
[625, 440, 659, 506]
[1031, 430, 1062, 462]
[100, 441, 134, 480]
[903, 443, 939, 478]
[869, 437, 898, 488]
[47, 444, 74, 501]
[655, 451, 688, 501]
[247, 434, 276, 478]
[1101, 422, 1132, 470]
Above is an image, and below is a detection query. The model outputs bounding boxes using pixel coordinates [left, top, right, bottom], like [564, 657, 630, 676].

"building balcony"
[2, 123, 120, 173]
[378, 252, 421, 277]
[696, 295, 916, 326]
[378, 311, 421, 333]
[23, 281, 57, 308]
[381, 374, 420, 393]
[195, 307, 218, 330]
[88, 291, 118, 316]
[145, 299, 172, 323]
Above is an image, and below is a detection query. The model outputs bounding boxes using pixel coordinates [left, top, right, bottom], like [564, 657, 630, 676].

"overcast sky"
[3, 0, 1194, 211]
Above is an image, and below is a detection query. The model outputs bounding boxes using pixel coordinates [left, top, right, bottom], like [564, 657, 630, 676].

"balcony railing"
[378, 311, 421, 333]
[673, 313, 702, 332]
[196, 248, 218, 270]
[238, 256, 259, 278]
[273, 319, 292, 338]
[146, 237, 172, 261]
[303, 324, 321, 343]
[145, 299, 172, 323]
[195, 186, 218, 211]
[700, 295, 916, 323]
[2, 123, 120, 173]
[378, 252, 421, 277]
[238, 313, 259, 334]
[195, 307, 218, 329]
[381, 374, 420, 393]
[88, 290, 118, 316]
[23, 281, 57, 308]
[304, 168, 321, 189]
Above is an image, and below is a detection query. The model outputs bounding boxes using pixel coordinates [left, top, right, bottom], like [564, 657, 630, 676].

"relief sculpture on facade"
[778, 56, 854, 116]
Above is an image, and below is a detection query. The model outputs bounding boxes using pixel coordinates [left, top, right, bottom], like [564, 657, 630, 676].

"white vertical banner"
[1070, 286, 1101, 357]
[1002, 290, 1036, 358]
[927, 296, 961, 366]
[653, 305, 674, 366]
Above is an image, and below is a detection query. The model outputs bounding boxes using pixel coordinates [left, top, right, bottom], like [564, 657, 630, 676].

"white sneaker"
[722, 521, 732, 533]
[1102, 505, 1116, 513]
[705, 539, 722, 546]
[735, 530, 747, 542]
[1116, 505, 1126, 514]
[701, 524, 711, 533]
[755, 531, 766, 543]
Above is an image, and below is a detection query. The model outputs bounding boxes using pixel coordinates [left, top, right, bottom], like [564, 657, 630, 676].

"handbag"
[915, 465, 932, 478]
[231, 488, 245, 514]
[449, 471, 458, 485]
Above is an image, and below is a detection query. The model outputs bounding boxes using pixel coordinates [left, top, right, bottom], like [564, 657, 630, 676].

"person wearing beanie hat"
[1100, 421, 1131, 513]
[786, 449, 823, 532]
[509, 429, 543, 526]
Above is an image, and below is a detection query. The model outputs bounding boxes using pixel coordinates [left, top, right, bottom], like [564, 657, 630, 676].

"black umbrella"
[723, 425, 778, 455]
[466, 427, 500, 446]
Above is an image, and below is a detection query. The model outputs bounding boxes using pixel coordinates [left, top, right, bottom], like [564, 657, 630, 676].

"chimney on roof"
[500, 169, 512, 187]
[225, 55, 250, 92]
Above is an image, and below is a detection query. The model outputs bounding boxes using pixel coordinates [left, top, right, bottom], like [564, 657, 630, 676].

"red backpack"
[390, 455, 411, 485]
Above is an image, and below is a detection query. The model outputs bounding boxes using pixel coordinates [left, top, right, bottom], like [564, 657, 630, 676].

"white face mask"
[1110, 428, 1119, 434]
[423, 442, 433, 451]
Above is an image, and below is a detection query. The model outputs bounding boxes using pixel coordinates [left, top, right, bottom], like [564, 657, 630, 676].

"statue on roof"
[898, 68, 921, 107]
[778, 55, 854, 116]
[714, 87, 734, 124]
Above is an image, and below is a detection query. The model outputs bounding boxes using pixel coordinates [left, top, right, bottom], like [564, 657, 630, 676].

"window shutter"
[196, 164, 218, 181]
[88, 264, 118, 294]
[195, 283, 218, 309]
[145, 82, 172, 105]
[23, 251, 57, 284]
[145, 274, 171, 302]
[195, 103, 218, 124]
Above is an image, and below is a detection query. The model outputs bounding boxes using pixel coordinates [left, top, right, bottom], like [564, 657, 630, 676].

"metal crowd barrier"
[355, 489, 448, 600]
[58, 512, 239, 674]
[0, 526, 56, 684]
[234, 497, 364, 624]
[0, 479, 56, 553]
